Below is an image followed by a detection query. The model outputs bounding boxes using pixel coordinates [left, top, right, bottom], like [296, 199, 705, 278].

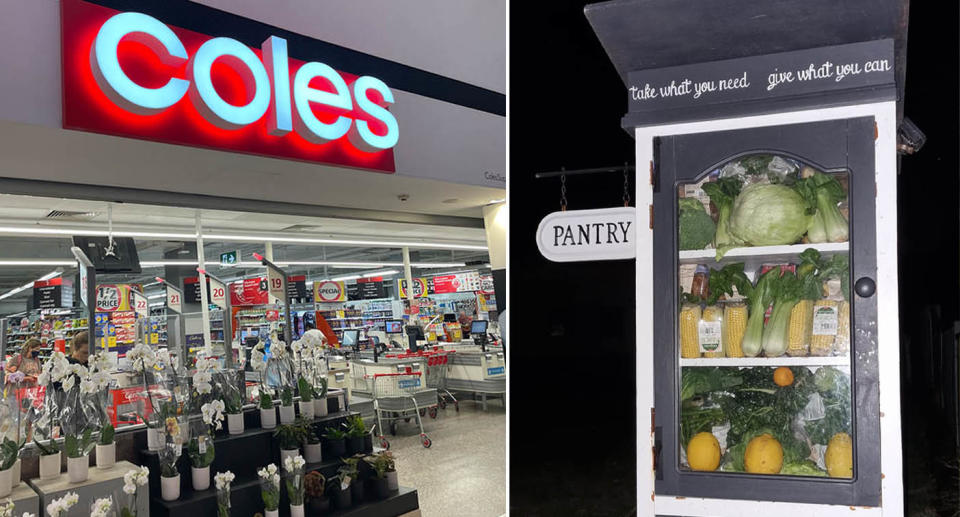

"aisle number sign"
[536, 207, 636, 262]
[314, 281, 347, 303]
[132, 289, 148, 318]
[61, 0, 398, 171]
[209, 277, 227, 309]
[166, 285, 182, 313]
[267, 267, 286, 303]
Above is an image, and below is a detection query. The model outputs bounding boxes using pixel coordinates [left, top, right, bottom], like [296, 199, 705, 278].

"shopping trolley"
[424, 350, 458, 412]
[370, 371, 438, 449]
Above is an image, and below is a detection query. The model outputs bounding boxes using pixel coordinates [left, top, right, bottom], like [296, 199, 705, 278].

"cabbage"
[728, 184, 810, 246]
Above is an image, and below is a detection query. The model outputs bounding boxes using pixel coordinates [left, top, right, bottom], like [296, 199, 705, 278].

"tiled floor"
[383, 399, 506, 517]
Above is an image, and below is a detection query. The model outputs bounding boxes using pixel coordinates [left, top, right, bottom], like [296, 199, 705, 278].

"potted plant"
[215, 471, 235, 517]
[382, 451, 398, 491]
[326, 473, 352, 511]
[259, 389, 276, 430]
[305, 470, 328, 514]
[345, 415, 365, 455]
[34, 438, 61, 480]
[313, 378, 328, 417]
[296, 376, 314, 420]
[340, 457, 364, 504]
[365, 452, 392, 499]
[303, 425, 323, 463]
[222, 376, 245, 435]
[159, 443, 181, 501]
[279, 387, 295, 424]
[45, 492, 78, 517]
[64, 427, 96, 483]
[283, 455, 306, 517]
[322, 427, 346, 458]
[96, 422, 116, 468]
[0, 438, 19, 497]
[273, 421, 306, 465]
[90, 496, 112, 517]
[116, 466, 149, 516]
[258, 463, 281, 517]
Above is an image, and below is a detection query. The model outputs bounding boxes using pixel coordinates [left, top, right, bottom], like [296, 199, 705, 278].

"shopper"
[458, 310, 473, 335]
[5, 338, 41, 387]
[67, 331, 89, 366]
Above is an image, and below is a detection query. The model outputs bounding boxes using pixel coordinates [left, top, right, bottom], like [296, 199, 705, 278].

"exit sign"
[220, 250, 239, 266]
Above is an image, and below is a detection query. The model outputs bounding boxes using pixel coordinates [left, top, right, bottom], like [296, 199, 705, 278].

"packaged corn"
[723, 303, 747, 358]
[700, 305, 723, 358]
[786, 300, 814, 356]
[680, 304, 702, 359]
[810, 300, 840, 356]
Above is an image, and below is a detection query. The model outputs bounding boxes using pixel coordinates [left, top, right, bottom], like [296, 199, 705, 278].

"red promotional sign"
[230, 277, 269, 306]
[61, 0, 397, 172]
[432, 275, 461, 294]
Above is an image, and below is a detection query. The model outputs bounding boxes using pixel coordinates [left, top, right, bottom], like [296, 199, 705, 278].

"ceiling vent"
[44, 210, 98, 221]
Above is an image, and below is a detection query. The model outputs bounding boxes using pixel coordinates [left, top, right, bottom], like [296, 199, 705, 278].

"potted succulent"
[215, 470, 235, 517]
[327, 473, 352, 511]
[159, 429, 182, 500]
[296, 376, 314, 420]
[65, 427, 96, 483]
[283, 455, 306, 517]
[313, 378, 329, 417]
[274, 421, 307, 466]
[257, 463, 281, 517]
[259, 389, 277, 430]
[345, 415, 365, 455]
[34, 437, 62, 480]
[279, 387, 296, 424]
[305, 470, 328, 514]
[96, 422, 116, 468]
[340, 457, 364, 505]
[322, 427, 346, 458]
[116, 465, 149, 516]
[0, 438, 19, 497]
[303, 426, 323, 463]
[365, 452, 392, 500]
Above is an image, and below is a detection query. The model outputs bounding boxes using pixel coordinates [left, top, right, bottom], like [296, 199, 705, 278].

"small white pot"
[290, 503, 305, 517]
[67, 455, 89, 483]
[298, 400, 315, 420]
[161, 474, 180, 501]
[0, 466, 11, 497]
[386, 470, 398, 491]
[147, 427, 164, 451]
[260, 407, 277, 429]
[96, 443, 116, 468]
[11, 458, 20, 487]
[39, 452, 61, 480]
[265, 510, 279, 517]
[337, 393, 345, 411]
[192, 466, 210, 491]
[314, 397, 328, 417]
[304, 443, 322, 463]
[280, 448, 299, 466]
[279, 405, 295, 424]
[227, 413, 245, 435]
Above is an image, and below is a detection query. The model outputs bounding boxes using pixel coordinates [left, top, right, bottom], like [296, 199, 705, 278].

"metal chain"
[560, 173, 568, 211]
[623, 166, 631, 207]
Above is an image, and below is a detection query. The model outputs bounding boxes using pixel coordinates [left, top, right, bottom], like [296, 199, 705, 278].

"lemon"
[744, 433, 783, 474]
[686, 432, 721, 471]
[825, 432, 853, 478]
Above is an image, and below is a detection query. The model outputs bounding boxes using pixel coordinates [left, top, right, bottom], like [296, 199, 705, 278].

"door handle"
[855, 277, 876, 298]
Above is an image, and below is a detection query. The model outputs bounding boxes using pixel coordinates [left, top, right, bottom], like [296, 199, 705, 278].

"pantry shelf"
[678, 242, 848, 265]
[680, 356, 850, 368]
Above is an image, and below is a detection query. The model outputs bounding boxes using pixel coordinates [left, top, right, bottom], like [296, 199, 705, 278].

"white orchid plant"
[283, 454, 307, 506]
[89, 497, 112, 517]
[258, 463, 281, 512]
[115, 465, 149, 517]
[214, 470, 235, 517]
[45, 492, 78, 517]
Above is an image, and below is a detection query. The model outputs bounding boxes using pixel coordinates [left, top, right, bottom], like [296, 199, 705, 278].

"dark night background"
[509, 1, 959, 516]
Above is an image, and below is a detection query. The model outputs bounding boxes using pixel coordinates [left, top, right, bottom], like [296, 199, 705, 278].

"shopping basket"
[424, 350, 458, 412]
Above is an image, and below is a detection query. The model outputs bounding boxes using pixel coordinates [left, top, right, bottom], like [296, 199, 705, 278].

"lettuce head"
[728, 184, 810, 246]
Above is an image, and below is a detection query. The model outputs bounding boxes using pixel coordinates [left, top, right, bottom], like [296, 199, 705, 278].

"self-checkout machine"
[584, 0, 908, 515]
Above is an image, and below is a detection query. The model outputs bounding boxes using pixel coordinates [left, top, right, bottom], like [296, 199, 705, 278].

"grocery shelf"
[678, 242, 849, 265]
[680, 356, 850, 367]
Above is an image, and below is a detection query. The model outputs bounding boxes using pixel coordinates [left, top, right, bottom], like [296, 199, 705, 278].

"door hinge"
[649, 205, 654, 229]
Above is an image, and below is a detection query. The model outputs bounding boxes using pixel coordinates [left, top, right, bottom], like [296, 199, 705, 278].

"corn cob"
[810, 300, 839, 356]
[722, 303, 747, 358]
[680, 304, 701, 359]
[835, 301, 850, 355]
[701, 305, 723, 357]
[787, 300, 813, 356]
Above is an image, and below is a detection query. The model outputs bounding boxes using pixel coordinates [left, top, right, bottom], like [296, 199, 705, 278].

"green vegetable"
[701, 177, 744, 260]
[781, 461, 828, 477]
[760, 270, 801, 357]
[681, 368, 744, 402]
[728, 184, 810, 246]
[794, 168, 848, 243]
[819, 253, 850, 301]
[705, 263, 751, 305]
[678, 198, 715, 250]
[740, 268, 778, 357]
[806, 367, 851, 445]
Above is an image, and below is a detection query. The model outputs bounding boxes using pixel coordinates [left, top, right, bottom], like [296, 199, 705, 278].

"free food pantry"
[0, 0, 505, 515]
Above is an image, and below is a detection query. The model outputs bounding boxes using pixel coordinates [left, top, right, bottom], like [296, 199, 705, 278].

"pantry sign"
[537, 207, 636, 262]
[60, 0, 398, 171]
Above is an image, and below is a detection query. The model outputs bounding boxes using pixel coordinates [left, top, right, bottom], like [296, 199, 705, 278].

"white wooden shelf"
[680, 356, 850, 367]
[678, 242, 848, 265]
